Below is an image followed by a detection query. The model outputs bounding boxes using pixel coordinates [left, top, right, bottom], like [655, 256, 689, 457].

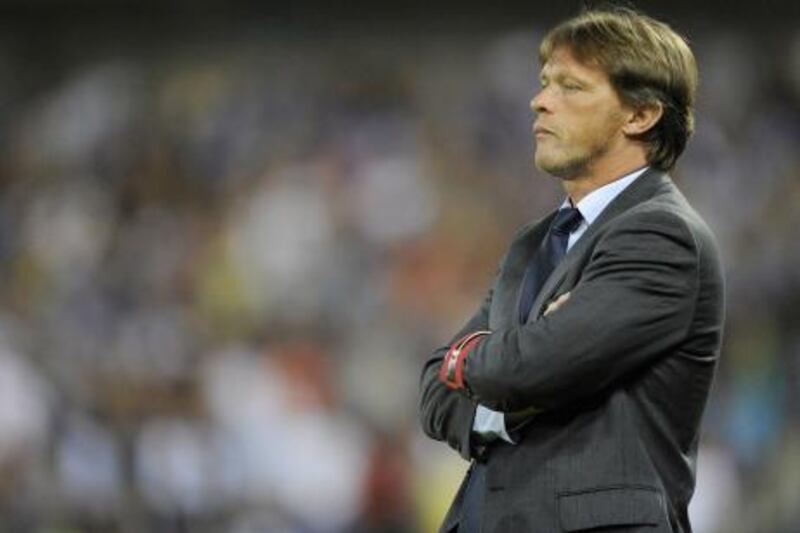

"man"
[419, 7, 725, 533]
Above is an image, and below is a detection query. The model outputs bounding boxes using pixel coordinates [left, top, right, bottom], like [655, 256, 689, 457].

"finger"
[544, 292, 571, 316]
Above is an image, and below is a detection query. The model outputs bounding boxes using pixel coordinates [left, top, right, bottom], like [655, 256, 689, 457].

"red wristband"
[439, 330, 491, 390]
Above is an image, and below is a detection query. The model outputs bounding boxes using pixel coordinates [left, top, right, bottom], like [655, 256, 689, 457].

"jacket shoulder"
[609, 180, 720, 255]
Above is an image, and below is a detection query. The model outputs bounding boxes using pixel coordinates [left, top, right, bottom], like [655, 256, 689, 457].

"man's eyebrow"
[539, 70, 563, 83]
[540, 70, 589, 85]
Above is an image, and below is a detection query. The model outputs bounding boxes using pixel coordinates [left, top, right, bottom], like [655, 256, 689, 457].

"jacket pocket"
[557, 486, 663, 532]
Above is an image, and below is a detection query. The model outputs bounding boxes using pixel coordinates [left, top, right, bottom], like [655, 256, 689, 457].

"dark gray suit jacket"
[419, 169, 725, 532]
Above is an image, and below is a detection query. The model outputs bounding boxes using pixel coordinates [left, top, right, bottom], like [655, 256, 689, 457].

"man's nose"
[530, 89, 548, 114]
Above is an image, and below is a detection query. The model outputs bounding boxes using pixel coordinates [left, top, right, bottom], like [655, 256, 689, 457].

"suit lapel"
[526, 169, 672, 322]
[490, 212, 557, 330]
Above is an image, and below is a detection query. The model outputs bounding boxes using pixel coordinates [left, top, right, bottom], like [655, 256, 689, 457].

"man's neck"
[561, 155, 649, 204]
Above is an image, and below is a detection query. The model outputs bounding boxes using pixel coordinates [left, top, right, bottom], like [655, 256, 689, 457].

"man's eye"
[563, 82, 581, 91]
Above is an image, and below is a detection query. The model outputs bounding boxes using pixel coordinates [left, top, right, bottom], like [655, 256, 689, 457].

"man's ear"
[622, 102, 664, 136]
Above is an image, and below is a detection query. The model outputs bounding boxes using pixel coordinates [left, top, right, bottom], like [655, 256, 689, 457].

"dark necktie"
[518, 206, 583, 324]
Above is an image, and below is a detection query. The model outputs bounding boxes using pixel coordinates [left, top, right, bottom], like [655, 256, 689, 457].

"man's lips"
[533, 125, 555, 138]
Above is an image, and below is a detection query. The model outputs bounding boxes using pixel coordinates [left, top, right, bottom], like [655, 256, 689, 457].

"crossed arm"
[419, 210, 699, 457]
[419, 287, 492, 460]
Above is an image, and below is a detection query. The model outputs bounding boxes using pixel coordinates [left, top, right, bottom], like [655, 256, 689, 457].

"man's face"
[531, 46, 629, 179]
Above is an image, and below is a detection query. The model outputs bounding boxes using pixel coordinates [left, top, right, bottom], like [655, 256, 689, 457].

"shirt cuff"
[472, 405, 515, 444]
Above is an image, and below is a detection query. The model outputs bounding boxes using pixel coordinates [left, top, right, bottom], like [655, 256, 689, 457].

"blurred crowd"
[0, 12, 797, 533]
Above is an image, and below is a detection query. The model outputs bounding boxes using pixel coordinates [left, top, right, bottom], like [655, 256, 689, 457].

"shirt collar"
[559, 166, 648, 225]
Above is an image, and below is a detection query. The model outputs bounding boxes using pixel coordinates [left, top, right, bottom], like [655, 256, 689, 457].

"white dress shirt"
[472, 167, 648, 444]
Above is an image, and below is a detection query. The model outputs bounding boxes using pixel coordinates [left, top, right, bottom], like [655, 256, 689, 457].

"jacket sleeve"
[463, 210, 700, 413]
[418, 284, 493, 460]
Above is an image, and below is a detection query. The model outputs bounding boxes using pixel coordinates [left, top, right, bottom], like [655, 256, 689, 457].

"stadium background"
[0, 1, 797, 531]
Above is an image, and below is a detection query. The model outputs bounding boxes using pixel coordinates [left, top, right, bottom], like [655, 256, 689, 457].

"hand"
[544, 291, 571, 316]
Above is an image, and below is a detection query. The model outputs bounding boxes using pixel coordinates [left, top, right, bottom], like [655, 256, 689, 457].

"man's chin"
[535, 155, 584, 180]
